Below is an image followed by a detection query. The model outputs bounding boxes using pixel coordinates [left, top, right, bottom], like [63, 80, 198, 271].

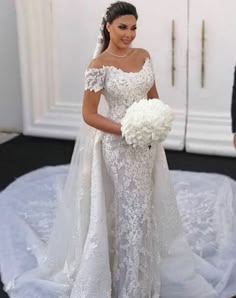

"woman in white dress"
[2, 1, 235, 298]
[59, 1, 217, 297]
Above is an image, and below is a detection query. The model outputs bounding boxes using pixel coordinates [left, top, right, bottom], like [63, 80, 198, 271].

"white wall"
[13, 0, 236, 155]
[54, 0, 111, 104]
[0, 0, 22, 131]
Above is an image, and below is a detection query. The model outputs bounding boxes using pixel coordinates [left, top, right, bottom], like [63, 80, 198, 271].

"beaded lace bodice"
[85, 57, 154, 121]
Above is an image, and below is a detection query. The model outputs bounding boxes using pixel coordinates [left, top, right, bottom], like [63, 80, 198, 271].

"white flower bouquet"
[121, 98, 174, 148]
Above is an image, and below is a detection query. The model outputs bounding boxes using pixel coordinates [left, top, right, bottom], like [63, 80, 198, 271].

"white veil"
[41, 23, 108, 282]
[6, 18, 107, 291]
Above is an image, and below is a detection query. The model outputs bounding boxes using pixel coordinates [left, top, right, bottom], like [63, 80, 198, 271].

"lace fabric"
[85, 68, 106, 92]
[1, 167, 236, 297]
[1, 57, 224, 298]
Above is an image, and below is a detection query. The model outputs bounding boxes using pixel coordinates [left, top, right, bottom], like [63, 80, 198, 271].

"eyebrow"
[118, 23, 137, 27]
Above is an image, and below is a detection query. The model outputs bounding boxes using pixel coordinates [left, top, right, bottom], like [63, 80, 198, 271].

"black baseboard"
[0, 135, 235, 191]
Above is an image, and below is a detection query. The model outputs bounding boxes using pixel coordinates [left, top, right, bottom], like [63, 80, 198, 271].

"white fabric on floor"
[0, 166, 236, 298]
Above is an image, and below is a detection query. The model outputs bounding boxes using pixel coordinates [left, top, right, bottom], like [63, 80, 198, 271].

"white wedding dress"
[1, 57, 236, 298]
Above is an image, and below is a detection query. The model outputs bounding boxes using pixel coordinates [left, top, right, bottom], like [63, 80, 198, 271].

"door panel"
[187, 0, 236, 156]
[17, 0, 188, 147]
[133, 0, 188, 149]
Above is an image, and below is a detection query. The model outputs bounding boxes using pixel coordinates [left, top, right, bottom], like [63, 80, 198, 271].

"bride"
[1, 1, 236, 298]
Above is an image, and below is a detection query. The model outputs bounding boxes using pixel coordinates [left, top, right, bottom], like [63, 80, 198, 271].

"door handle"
[171, 20, 176, 86]
[201, 20, 205, 88]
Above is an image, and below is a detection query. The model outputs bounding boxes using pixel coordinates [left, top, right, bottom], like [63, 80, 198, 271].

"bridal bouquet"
[121, 98, 174, 148]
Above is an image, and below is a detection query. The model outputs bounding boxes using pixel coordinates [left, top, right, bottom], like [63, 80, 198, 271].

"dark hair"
[101, 1, 138, 52]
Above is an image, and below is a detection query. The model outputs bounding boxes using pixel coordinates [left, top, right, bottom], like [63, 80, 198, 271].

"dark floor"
[0, 135, 235, 297]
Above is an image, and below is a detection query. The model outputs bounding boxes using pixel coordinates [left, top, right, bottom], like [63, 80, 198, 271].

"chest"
[104, 65, 154, 101]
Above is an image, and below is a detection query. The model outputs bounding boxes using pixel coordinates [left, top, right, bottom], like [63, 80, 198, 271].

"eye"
[118, 25, 127, 30]
[132, 26, 137, 31]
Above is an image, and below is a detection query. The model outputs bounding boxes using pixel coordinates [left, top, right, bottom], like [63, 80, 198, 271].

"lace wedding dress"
[1, 57, 236, 298]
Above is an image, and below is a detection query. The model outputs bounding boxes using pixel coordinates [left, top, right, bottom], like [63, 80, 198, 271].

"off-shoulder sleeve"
[84, 67, 106, 92]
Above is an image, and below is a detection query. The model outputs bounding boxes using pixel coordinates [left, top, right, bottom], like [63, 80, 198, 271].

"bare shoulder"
[88, 57, 104, 69]
[133, 48, 151, 59]
[88, 50, 114, 69]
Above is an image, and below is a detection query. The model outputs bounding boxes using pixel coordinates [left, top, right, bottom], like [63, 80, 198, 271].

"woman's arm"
[147, 82, 159, 99]
[137, 48, 159, 99]
[82, 89, 121, 135]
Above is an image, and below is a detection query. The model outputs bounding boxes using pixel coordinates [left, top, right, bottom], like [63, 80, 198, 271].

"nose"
[125, 29, 135, 39]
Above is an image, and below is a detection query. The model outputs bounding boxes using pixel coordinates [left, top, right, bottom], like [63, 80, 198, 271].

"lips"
[121, 39, 131, 45]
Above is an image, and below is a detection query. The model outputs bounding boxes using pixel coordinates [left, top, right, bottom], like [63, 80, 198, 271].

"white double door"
[135, 0, 236, 156]
[17, 0, 236, 156]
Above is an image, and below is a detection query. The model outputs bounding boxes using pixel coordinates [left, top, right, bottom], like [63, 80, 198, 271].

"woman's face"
[106, 15, 137, 49]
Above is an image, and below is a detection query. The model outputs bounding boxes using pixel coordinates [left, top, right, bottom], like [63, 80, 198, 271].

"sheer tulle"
[1, 166, 236, 297]
[1, 58, 236, 297]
